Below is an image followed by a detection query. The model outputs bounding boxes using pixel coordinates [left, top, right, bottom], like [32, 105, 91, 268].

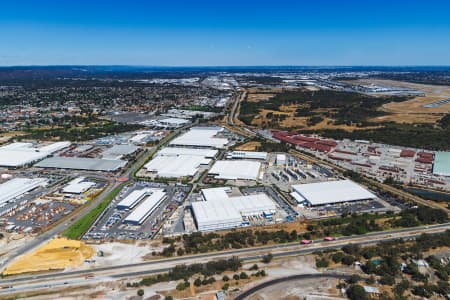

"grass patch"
[63, 184, 124, 240]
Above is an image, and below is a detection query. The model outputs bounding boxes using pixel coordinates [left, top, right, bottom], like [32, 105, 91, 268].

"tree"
[137, 289, 144, 297]
[240, 272, 249, 279]
[316, 258, 329, 268]
[194, 278, 202, 287]
[222, 283, 230, 290]
[222, 275, 230, 282]
[233, 274, 240, 281]
[249, 264, 259, 271]
[165, 296, 174, 300]
[346, 284, 369, 300]
[262, 253, 273, 264]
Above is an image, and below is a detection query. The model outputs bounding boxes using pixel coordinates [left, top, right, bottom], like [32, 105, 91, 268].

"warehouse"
[291, 179, 377, 206]
[169, 126, 228, 148]
[62, 177, 96, 194]
[35, 157, 126, 171]
[116, 188, 152, 210]
[158, 147, 218, 158]
[192, 187, 277, 231]
[433, 151, 450, 177]
[227, 151, 268, 160]
[0, 178, 48, 208]
[123, 189, 166, 225]
[0, 141, 71, 168]
[102, 144, 139, 160]
[208, 160, 261, 180]
[144, 154, 210, 178]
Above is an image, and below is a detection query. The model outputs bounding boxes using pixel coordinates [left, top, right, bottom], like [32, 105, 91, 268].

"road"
[1, 222, 449, 296]
[234, 273, 351, 300]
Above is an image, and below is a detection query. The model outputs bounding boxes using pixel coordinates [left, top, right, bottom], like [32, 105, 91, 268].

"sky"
[1, 0, 449, 66]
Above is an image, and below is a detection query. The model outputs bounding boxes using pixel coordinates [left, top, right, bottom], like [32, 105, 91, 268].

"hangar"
[291, 179, 377, 206]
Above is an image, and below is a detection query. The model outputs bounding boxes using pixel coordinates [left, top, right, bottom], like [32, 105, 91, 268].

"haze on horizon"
[1, 0, 450, 66]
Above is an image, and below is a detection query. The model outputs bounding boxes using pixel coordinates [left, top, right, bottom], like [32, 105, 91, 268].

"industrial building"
[227, 151, 268, 160]
[208, 160, 261, 180]
[433, 151, 450, 177]
[0, 141, 71, 168]
[123, 189, 166, 225]
[144, 155, 210, 178]
[35, 157, 126, 172]
[102, 144, 139, 160]
[144, 146, 216, 178]
[291, 179, 377, 206]
[192, 187, 277, 231]
[116, 188, 152, 210]
[169, 126, 228, 148]
[158, 147, 218, 158]
[0, 178, 48, 208]
[62, 177, 96, 194]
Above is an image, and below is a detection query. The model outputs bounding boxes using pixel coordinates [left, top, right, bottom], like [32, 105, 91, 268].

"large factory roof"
[192, 187, 277, 231]
[169, 127, 228, 148]
[0, 141, 71, 167]
[62, 177, 96, 194]
[209, 160, 261, 180]
[35, 156, 126, 171]
[158, 147, 218, 158]
[123, 189, 166, 225]
[117, 188, 152, 210]
[144, 154, 210, 178]
[292, 179, 377, 206]
[0, 178, 48, 207]
[102, 144, 138, 160]
[227, 151, 268, 160]
[433, 151, 450, 177]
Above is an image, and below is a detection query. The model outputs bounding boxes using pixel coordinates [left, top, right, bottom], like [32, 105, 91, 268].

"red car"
[324, 236, 334, 241]
[301, 239, 312, 244]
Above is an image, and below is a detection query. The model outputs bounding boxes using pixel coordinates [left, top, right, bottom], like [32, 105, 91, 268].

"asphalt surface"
[1, 222, 449, 290]
[234, 273, 351, 300]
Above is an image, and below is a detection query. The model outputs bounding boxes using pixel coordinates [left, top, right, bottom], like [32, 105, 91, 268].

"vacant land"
[240, 86, 450, 149]
[3, 238, 94, 275]
[348, 79, 450, 124]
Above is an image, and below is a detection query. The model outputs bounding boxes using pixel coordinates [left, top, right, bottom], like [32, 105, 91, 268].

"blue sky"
[1, 0, 449, 66]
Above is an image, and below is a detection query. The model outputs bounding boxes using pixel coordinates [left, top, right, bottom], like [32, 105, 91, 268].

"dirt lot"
[3, 238, 94, 275]
[235, 141, 262, 151]
[349, 79, 450, 124]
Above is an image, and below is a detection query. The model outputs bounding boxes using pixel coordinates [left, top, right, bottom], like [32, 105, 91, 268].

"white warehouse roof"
[62, 177, 96, 194]
[144, 154, 210, 178]
[292, 179, 377, 206]
[0, 178, 48, 207]
[158, 147, 218, 158]
[227, 151, 268, 160]
[0, 141, 71, 167]
[209, 160, 261, 180]
[117, 188, 152, 210]
[123, 189, 166, 225]
[192, 187, 278, 231]
[169, 127, 228, 148]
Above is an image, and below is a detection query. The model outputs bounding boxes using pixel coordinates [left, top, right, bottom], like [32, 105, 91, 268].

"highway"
[1, 222, 449, 296]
